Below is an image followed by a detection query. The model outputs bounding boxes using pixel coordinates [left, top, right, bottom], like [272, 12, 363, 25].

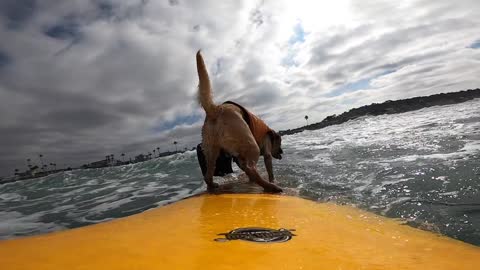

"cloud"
[0, 0, 479, 175]
[0, 0, 36, 29]
[0, 50, 11, 69]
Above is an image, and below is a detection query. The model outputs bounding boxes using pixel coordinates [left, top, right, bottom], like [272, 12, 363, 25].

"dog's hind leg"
[234, 160, 255, 183]
[203, 146, 220, 190]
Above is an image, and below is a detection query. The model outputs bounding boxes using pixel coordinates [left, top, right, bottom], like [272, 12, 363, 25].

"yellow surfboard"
[0, 192, 478, 269]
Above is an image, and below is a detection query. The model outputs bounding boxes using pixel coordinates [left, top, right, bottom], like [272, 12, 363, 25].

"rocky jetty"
[280, 88, 480, 136]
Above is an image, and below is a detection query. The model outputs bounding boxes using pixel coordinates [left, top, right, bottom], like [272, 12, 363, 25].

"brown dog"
[196, 51, 283, 193]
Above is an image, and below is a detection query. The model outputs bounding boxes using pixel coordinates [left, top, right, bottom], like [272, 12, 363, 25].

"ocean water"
[1, 99, 479, 246]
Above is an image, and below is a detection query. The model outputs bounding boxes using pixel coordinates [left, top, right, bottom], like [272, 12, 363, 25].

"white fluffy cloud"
[0, 0, 479, 175]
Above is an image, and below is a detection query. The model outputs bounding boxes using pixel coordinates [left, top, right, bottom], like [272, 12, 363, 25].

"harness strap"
[223, 101, 251, 127]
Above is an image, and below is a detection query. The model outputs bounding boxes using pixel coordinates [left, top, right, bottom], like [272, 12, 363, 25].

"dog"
[196, 51, 283, 193]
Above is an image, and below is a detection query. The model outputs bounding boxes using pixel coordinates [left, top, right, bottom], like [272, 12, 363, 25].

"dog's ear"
[268, 130, 283, 159]
[267, 130, 281, 145]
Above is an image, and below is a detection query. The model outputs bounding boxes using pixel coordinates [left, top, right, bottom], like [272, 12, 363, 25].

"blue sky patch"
[282, 53, 297, 67]
[379, 69, 396, 76]
[289, 22, 306, 45]
[153, 114, 202, 133]
[283, 22, 308, 67]
[327, 77, 372, 97]
[327, 69, 399, 97]
[469, 40, 480, 49]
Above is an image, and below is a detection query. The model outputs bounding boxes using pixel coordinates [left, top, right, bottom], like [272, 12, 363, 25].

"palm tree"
[121, 153, 125, 162]
[304, 115, 309, 126]
[26, 158, 32, 171]
[39, 154, 44, 171]
[153, 149, 156, 158]
[156, 147, 160, 157]
[173, 141, 178, 152]
[14, 168, 19, 175]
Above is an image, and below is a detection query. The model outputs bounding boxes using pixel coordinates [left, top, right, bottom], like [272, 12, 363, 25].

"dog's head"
[268, 130, 283, 160]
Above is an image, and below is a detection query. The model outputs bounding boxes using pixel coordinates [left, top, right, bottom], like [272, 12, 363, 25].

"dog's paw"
[264, 183, 283, 193]
[207, 182, 219, 191]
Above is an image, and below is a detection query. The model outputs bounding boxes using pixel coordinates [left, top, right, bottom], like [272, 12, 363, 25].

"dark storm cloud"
[44, 18, 81, 40]
[44, 108, 122, 130]
[0, 50, 11, 69]
[0, 0, 36, 29]
[168, 0, 180, 6]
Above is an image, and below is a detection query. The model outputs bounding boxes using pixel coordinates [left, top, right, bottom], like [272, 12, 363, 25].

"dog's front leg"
[262, 138, 275, 182]
[239, 157, 282, 193]
[264, 154, 275, 183]
[245, 162, 282, 193]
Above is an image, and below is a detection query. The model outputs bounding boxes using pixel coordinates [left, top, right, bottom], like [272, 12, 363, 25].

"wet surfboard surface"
[0, 190, 478, 269]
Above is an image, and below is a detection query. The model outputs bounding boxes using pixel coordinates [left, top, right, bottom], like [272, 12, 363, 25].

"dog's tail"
[196, 50, 217, 118]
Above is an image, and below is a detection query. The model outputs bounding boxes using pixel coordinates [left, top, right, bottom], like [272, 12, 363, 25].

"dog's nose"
[279, 149, 283, 154]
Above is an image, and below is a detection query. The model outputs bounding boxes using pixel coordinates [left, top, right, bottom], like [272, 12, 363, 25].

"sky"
[0, 0, 479, 176]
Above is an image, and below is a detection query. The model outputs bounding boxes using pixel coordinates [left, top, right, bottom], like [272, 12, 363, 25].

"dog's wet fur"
[196, 51, 283, 193]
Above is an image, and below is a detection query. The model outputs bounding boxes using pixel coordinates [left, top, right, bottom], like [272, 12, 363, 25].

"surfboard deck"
[0, 191, 478, 269]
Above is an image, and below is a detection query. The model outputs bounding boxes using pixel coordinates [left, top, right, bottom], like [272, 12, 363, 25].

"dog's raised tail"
[196, 50, 217, 118]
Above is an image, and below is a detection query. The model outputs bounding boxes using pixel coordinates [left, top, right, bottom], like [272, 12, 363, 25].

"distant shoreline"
[280, 88, 480, 136]
[1, 150, 187, 184]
